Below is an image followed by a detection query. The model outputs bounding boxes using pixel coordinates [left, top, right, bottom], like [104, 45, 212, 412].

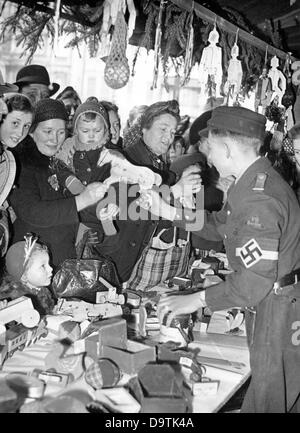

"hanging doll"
[198, 25, 223, 98]
[268, 55, 286, 107]
[223, 43, 243, 106]
[254, 65, 273, 115]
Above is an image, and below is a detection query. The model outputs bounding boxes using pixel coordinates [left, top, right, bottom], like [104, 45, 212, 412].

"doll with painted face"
[0, 233, 56, 316]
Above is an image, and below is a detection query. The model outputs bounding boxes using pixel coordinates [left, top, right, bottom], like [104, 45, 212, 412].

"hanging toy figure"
[268, 55, 287, 107]
[254, 65, 273, 115]
[282, 53, 296, 131]
[198, 25, 223, 99]
[224, 42, 243, 106]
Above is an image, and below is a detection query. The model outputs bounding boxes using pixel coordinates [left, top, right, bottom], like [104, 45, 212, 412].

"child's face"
[168, 139, 185, 163]
[76, 115, 106, 148]
[108, 110, 121, 145]
[23, 250, 53, 288]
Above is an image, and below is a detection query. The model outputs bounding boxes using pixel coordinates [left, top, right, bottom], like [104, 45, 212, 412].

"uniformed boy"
[155, 106, 300, 413]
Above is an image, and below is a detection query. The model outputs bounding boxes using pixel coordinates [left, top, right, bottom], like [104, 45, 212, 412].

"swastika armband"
[236, 238, 278, 268]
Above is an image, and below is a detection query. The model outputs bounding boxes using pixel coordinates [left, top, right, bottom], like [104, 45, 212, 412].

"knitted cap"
[5, 234, 46, 281]
[73, 100, 109, 131]
[32, 98, 68, 129]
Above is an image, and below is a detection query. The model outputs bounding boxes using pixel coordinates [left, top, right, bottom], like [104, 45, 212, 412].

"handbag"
[52, 231, 121, 303]
[126, 226, 191, 292]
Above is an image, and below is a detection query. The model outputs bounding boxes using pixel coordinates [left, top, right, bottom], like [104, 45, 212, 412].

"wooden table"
[1, 320, 250, 413]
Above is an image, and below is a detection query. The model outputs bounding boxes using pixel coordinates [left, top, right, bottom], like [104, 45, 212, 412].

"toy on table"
[0, 296, 47, 367]
[96, 148, 162, 235]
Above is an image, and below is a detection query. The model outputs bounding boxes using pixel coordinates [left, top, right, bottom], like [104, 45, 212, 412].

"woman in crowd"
[93, 100, 201, 283]
[100, 100, 122, 149]
[0, 93, 34, 260]
[9, 98, 107, 268]
[0, 94, 33, 205]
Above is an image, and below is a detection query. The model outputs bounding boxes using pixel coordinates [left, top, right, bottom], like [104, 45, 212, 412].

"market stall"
[0, 276, 250, 413]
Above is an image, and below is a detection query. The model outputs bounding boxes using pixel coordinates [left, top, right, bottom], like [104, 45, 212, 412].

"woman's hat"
[14, 65, 60, 96]
[0, 69, 19, 95]
[32, 98, 68, 128]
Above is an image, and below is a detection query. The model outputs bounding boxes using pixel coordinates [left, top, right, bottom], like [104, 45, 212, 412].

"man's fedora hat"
[14, 64, 60, 96]
[0, 69, 19, 95]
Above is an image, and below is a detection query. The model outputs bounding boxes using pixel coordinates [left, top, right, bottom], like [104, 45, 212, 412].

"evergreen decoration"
[0, 0, 293, 90]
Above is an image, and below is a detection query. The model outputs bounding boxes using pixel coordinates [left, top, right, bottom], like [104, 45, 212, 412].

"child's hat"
[73, 99, 109, 131]
[5, 234, 44, 281]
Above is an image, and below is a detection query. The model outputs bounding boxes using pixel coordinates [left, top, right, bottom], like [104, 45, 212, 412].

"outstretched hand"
[157, 292, 204, 327]
[75, 182, 108, 211]
[171, 164, 202, 199]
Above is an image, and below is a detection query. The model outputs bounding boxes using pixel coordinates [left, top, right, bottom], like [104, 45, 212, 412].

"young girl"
[0, 233, 56, 316]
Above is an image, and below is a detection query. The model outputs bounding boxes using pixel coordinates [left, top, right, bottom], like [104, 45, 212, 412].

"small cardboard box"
[84, 317, 127, 360]
[100, 340, 156, 374]
[127, 373, 190, 413]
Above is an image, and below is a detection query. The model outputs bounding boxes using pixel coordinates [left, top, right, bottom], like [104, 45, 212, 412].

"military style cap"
[189, 110, 212, 144]
[203, 106, 266, 140]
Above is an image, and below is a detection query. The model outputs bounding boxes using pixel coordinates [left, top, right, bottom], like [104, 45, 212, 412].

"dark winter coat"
[93, 139, 176, 282]
[9, 140, 79, 267]
[0, 275, 55, 316]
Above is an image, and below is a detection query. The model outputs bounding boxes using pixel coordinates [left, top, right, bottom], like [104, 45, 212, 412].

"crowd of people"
[0, 63, 300, 413]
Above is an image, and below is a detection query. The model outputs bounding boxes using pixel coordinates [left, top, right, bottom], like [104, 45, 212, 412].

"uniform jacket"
[9, 140, 79, 267]
[192, 157, 300, 412]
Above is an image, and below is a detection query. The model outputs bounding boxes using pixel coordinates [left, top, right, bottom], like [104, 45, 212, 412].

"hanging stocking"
[53, 0, 61, 56]
[104, 9, 130, 89]
[198, 25, 223, 98]
[151, 0, 165, 90]
[181, 7, 194, 87]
